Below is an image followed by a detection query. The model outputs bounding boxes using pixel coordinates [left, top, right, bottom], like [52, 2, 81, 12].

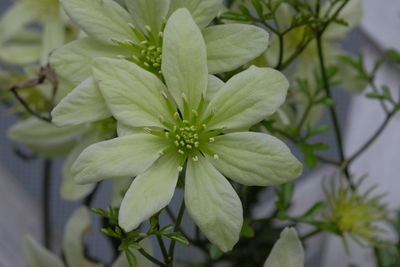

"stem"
[276, 34, 285, 70]
[301, 229, 322, 241]
[42, 159, 52, 249]
[316, 33, 353, 185]
[138, 247, 167, 267]
[157, 235, 169, 262]
[167, 201, 186, 265]
[347, 110, 396, 164]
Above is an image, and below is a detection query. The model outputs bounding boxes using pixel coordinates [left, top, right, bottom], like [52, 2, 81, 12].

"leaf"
[275, 183, 295, 212]
[298, 202, 326, 222]
[209, 244, 224, 260]
[164, 232, 190, 246]
[385, 49, 400, 64]
[124, 249, 138, 267]
[241, 221, 255, 238]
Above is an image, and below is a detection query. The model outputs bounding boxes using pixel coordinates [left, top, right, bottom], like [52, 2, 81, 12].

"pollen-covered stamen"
[115, 23, 164, 75]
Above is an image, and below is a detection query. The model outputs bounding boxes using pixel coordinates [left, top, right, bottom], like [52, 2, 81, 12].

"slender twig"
[301, 228, 322, 241]
[316, 33, 353, 186]
[347, 110, 397, 164]
[157, 235, 169, 262]
[42, 159, 52, 249]
[138, 247, 167, 267]
[167, 201, 186, 265]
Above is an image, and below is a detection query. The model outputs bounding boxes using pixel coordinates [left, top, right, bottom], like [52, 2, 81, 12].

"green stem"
[157, 235, 169, 262]
[138, 247, 167, 267]
[167, 201, 186, 265]
[42, 159, 52, 249]
[315, 34, 353, 185]
[301, 229, 322, 241]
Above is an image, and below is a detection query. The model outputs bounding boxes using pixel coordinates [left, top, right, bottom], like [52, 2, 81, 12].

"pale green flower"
[50, 0, 269, 127]
[23, 206, 152, 267]
[324, 176, 391, 250]
[264, 228, 304, 267]
[0, 0, 74, 65]
[72, 9, 302, 251]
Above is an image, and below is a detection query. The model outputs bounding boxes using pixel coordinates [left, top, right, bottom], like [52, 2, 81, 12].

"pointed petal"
[168, 0, 223, 28]
[61, 0, 135, 45]
[206, 75, 224, 103]
[72, 134, 168, 184]
[205, 132, 302, 186]
[125, 0, 169, 33]
[204, 24, 269, 74]
[0, 1, 41, 44]
[50, 37, 129, 84]
[119, 153, 180, 231]
[264, 228, 304, 267]
[8, 118, 87, 158]
[204, 66, 289, 130]
[92, 58, 173, 128]
[162, 8, 208, 113]
[0, 44, 41, 64]
[111, 177, 132, 207]
[40, 7, 65, 65]
[61, 123, 114, 200]
[117, 122, 144, 137]
[185, 154, 242, 252]
[63, 207, 102, 267]
[23, 236, 64, 267]
[52, 78, 111, 126]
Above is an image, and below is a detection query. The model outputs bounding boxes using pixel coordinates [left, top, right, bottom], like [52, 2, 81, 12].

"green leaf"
[209, 244, 224, 260]
[275, 183, 295, 212]
[165, 232, 190, 246]
[385, 49, 400, 64]
[240, 221, 255, 238]
[298, 202, 326, 222]
[124, 249, 138, 267]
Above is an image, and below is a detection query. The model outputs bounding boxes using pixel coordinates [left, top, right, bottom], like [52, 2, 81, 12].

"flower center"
[114, 23, 164, 76]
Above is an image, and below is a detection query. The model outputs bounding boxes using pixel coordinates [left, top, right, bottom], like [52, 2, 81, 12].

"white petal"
[63, 207, 103, 267]
[61, 0, 135, 44]
[50, 37, 129, 84]
[119, 153, 180, 231]
[204, 24, 269, 74]
[162, 8, 208, 113]
[23, 236, 64, 267]
[205, 132, 302, 186]
[125, 0, 169, 33]
[204, 66, 289, 130]
[206, 75, 224, 103]
[185, 154, 242, 252]
[264, 228, 304, 267]
[92, 58, 174, 128]
[72, 134, 169, 184]
[52, 78, 111, 126]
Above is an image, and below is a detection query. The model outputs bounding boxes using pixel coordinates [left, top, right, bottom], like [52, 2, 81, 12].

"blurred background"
[0, 0, 399, 266]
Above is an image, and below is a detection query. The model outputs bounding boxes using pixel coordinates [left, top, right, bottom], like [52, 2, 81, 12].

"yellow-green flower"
[324, 177, 391, 250]
[72, 9, 302, 252]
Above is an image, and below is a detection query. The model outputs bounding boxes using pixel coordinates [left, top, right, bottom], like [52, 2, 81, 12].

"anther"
[145, 25, 152, 32]
[193, 156, 199, 161]
[209, 137, 215, 143]
[178, 150, 185, 155]
[177, 166, 183, 172]
[214, 154, 219, 160]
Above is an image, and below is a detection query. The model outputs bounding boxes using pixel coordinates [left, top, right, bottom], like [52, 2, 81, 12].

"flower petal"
[52, 78, 111, 126]
[93, 58, 174, 128]
[168, 0, 223, 29]
[125, 0, 169, 33]
[63, 207, 102, 267]
[0, 1, 41, 44]
[23, 236, 64, 267]
[119, 153, 180, 231]
[0, 44, 41, 64]
[185, 154, 242, 252]
[204, 66, 289, 130]
[205, 132, 302, 186]
[264, 228, 304, 267]
[61, 123, 114, 200]
[162, 8, 208, 113]
[8, 118, 87, 158]
[61, 0, 135, 45]
[204, 24, 269, 74]
[40, 7, 65, 65]
[72, 134, 169, 184]
[50, 37, 129, 84]
[206, 75, 224, 103]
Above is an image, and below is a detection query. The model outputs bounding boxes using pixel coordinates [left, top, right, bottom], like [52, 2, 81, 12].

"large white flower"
[72, 9, 302, 252]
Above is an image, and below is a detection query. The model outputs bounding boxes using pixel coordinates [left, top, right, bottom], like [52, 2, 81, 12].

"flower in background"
[263, 228, 304, 267]
[72, 9, 302, 252]
[324, 176, 392, 251]
[50, 0, 269, 128]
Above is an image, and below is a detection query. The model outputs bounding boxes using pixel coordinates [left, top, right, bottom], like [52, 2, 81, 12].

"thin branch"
[42, 159, 52, 249]
[167, 201, 185, 265]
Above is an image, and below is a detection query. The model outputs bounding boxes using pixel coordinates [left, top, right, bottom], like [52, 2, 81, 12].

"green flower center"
[114, 23, 164, 76]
